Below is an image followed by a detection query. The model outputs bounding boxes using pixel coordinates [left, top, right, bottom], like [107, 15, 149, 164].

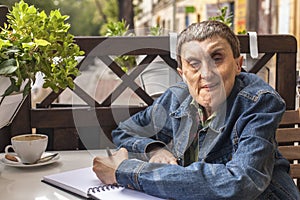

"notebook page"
[43, 167, 103, 198]
[89, 186, 165, 200]
[43, 167, 165, 200]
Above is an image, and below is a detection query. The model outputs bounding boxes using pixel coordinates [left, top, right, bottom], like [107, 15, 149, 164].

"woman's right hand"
[148, 147, 178, 165]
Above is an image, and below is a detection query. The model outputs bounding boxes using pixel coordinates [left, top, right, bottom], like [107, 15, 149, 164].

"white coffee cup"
[5, 134, 48, 164]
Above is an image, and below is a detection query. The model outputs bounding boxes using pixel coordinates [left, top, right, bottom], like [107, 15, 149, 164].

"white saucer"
[0, 152, 60, 168]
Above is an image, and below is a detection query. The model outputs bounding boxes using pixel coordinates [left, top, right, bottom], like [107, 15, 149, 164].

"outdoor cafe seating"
[0, 5, 300, 193]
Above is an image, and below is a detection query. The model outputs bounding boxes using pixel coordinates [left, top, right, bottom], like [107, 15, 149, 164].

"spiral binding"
[87, 183, 123, 195]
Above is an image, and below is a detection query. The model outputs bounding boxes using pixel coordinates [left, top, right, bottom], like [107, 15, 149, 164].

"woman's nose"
[199, 60, 214, 78]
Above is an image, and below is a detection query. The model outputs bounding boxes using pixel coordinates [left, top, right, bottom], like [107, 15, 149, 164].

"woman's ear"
[177, 68, 188, 83]
[235, 56, 243, 72]
[177, 67, 183, 76]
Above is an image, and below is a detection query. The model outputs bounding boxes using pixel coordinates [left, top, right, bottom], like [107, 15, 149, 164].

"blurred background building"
[1, 0, 299, 68]
[135, 0, 300, 69]
[135, 0, 299, 36]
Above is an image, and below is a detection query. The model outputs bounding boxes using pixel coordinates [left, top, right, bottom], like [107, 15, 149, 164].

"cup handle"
[5, 145, 14, 154]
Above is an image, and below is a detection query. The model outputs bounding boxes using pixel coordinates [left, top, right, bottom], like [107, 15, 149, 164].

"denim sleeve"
[112, 102, 174, 160]
[115, 92, 287, 200]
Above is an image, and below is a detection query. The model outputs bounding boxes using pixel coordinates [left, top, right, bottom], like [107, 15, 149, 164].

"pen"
[106, 147, 112, 157]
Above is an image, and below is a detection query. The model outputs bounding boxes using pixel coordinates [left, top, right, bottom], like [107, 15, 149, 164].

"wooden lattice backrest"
[34, 35, 298, 110]
[276, 109, 300, 189]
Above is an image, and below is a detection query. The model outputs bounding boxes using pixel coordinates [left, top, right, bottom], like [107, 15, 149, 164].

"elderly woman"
[93, 21, 300, 200]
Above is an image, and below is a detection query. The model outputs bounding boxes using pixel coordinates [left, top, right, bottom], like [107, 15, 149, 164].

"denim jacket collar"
[170, 95, 193, 118]
[169, 90, 229, 133]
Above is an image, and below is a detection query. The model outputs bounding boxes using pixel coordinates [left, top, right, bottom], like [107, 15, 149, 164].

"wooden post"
[10, 95, 32, 137]
[0, 5, 11, 152]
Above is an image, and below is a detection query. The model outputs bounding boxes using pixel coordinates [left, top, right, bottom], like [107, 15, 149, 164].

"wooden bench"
[277, 109, 300, 190]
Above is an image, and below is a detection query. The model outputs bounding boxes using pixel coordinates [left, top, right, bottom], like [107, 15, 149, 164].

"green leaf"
[67, 77, 74, 89]
[34, 38, 51, 47]
[0, 59, 18, 74]
[22, 42, 35, 49]
[0, 39, 12, 49]
[208, 6, 233, 28]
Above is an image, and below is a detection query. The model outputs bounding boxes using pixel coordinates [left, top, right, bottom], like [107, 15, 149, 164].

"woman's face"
[177, 36, 243, 112]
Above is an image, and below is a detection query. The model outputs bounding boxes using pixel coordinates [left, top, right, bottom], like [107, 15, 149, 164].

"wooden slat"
[277, 109, 300, 186]
[276, 53, 297, 110]
[38, 90, 63, 108]
[100, 55, 156, 106]
[10, 95, 32, 137]
[280, 109, 300, 125]
[74, 36, 171, 56]
[248, 53, 275, 74]
[72, 83, 101, 107]
[238, 35, 297, 53]
[0, 126, 11, 152]
[31, 106, 146, 128]
[74, 35, 297, 55]
[278, 146, 300, 160]
[276, 128, 300, 143]
[290, 164, 300, 178]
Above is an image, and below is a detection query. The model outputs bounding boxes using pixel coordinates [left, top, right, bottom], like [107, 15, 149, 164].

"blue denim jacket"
[112, 72, 300, 200]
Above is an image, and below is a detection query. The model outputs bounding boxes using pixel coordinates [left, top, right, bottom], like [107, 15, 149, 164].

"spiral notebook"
[42, 167, 164, 200]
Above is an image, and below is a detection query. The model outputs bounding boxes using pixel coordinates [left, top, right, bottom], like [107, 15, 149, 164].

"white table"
[0, 150, 106, 200]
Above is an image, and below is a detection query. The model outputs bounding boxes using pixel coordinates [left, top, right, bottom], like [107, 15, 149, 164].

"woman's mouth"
[202, 82, 218, 91]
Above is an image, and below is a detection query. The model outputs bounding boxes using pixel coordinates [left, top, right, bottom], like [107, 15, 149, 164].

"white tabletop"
[0, 150, 107, 200]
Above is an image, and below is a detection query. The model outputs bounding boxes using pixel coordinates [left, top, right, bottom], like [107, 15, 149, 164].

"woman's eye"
[212, 55, 223, 63]
[189, 61, 201, 69]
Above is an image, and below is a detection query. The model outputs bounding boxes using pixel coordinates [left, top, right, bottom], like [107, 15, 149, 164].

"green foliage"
[209, 6, 247, 34]
[149, 25, 162, 36]
[0, 0, 84, 97]
[104, 19, 133, 36]
[237, 29, 247, 34]
[104, 19, 136, 72]
[209, 6, 233, 27]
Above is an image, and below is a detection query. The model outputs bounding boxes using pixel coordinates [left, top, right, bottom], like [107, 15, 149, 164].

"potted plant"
[103, 19, 136, 73]
[0, 0, 84, 99]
